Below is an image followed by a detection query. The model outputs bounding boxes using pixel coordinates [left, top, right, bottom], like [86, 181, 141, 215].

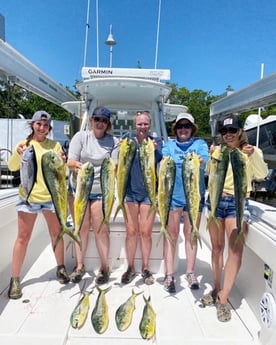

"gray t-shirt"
[68, 130, 119, 194]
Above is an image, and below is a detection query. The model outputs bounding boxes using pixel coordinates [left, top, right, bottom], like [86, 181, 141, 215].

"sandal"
[121, 267, 136, 284]
[142, 269, 154, 285]
[95, 269, 110, 285]
[216, 296, 231, 322]
[201, 290, 217, 306]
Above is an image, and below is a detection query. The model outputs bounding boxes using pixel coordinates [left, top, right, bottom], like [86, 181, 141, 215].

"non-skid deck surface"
[0, 235, 261, 345]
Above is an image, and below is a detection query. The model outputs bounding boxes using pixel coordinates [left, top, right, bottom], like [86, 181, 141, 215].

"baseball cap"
[91, 106, 111, 119]
[31, 110, 51, 124]
[218, 115, 242, 130]
[175, 112, 195, 124]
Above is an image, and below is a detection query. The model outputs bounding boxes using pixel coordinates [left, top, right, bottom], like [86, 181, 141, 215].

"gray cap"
[31, 110, 51, 124]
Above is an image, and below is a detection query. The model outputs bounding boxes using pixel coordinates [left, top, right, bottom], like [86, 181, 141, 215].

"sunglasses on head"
[175, 123, 193, 130]
[136, 110, 150, 115]
[219, 127, 238, 135]
[93, 117, 109, 124]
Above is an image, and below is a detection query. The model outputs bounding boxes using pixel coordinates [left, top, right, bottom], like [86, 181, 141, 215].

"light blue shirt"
[162, 137, 209, 208]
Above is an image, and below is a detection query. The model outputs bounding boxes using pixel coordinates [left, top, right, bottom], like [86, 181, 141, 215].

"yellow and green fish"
[139, 138, 157, 218]
[182, 152, 202, 247]
[139, 295, 156, 341]
[157, 156, 175, 244]
[91, 285, 111, 334]
[207, 146, 229, 230]
[113, 138, 136, 222]
[41, 150, 81, 251]
[70, 288, 94, 329]
[98, 157, 115, 232]
[230, 148, 247, 240]
[115, 288, 143, 332]
[73, 161, 94, 247]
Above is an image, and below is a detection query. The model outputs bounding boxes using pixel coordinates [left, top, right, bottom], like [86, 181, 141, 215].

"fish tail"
[234, 231, 246, 247]
[190, 229, 202, 249]
[147, 203, 157, 219]
[97, 218, 108, 233]
[113, 203, 128, 222]
[53, 227, 82, 252]
[206, 214, 221, 231]
[157, 226, 173, 247]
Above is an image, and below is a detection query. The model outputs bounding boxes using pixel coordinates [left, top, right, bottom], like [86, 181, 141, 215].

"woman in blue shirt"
[162, 113, 209, 293]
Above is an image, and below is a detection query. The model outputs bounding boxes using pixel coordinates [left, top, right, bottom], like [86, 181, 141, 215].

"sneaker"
[201, 290, 217, 306]
[95, 269, 110, 285]
[121, 267, 136, 285]
[216, 296, 231, 322]
[56, 265, 70, 284]
[8, 277, 22, 299]
[186, 272, 199, 290]
[142, 269, 155, 285]
[164, 274, 176, 293]
[70, 265, 85, 283]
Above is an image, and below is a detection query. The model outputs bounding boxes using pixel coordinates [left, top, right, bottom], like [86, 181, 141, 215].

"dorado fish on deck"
[98, 157, 115, 232]
[230, 148, 247, 239]
[73, 161, 94, 245]
[139, 295, 156, 340]
[157, 156, 175, 244]
[41, 150, 81, 250]
[182, 152, 202, 247]
[91, 285, 111, 334]
[139, 138, 157, 217]
[70, 288, 94, 329]
[18, 145, 37, 206]
[207, 146, 229, 230]
[113, 138, 136, 222]
[115, 288, 143, 332]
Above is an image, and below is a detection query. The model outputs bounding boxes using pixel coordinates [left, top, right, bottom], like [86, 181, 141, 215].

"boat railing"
[0, 148, 19, 189]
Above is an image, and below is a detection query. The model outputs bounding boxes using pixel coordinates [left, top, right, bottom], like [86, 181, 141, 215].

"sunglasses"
[175, 123, 193, 130]
[219, 127, 238, 135]
[93, 117, 109, 124]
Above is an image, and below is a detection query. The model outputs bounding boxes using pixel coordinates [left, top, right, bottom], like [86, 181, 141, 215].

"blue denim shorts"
[16, 198, 55, 213]
[88, 193, 102, 201]
[206, 195, 250, 221]
[170, 196, 205, 212]
[125, 194, 151, 204]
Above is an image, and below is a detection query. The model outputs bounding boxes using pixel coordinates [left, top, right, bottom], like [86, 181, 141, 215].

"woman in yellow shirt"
[201, 114, 268, 322]
[7, 111, 69, 299]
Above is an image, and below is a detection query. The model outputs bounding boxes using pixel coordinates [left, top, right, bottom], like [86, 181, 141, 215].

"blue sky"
[1, 0, 276, 96]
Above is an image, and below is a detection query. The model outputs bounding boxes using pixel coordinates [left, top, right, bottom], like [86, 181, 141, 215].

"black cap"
[218, 115, 242, 131]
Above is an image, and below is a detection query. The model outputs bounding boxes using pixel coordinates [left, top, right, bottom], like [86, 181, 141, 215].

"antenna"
[154, 0, 162, 69]
[83, 0, 90, 67]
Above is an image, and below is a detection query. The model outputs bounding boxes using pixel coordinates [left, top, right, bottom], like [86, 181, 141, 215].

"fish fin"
[234, 231, 246, 247]
[97, 218, 110, 233]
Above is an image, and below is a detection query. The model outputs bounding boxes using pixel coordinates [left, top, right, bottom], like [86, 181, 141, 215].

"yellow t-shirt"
[8, 138, 63, 203]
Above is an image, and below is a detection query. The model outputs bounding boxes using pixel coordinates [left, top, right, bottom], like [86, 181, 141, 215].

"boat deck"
[0, 230, 261, 345]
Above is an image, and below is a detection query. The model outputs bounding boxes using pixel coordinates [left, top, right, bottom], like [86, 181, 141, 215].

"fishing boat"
[1, 13, 276, 345]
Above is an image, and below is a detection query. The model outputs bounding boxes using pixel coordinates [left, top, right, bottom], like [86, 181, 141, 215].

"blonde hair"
[133, 111, 152, 126]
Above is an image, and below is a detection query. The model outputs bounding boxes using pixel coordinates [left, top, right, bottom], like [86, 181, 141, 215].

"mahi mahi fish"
[115, 288, 143, 332]
[73, 161, 94, 246]
[91, 285, 112, 334]
[70, 287, 94, 329]
[230, 148, 247, 239]
[98, 157, 115, 232]
[18, 145, 37, 206]
[113, 138, 136, 222]
[157, 156, 175, 244]
[207, 146, 229, 230]
[139, 138, 157, 218]
[139, 295, 156, 341]
[41, 150, 81, 250]
[182, 152, 202, 247]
